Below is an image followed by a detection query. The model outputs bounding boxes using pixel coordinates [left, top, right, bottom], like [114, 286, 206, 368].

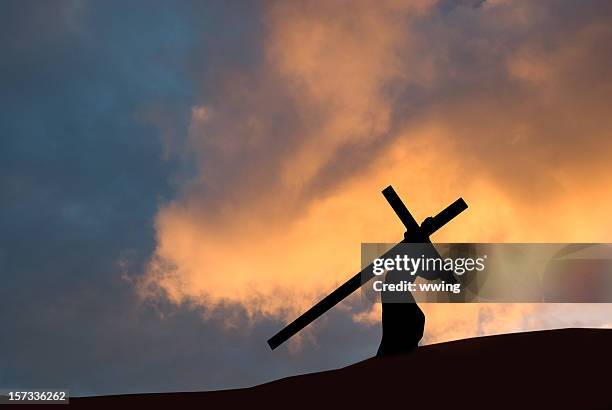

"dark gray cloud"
[1, 0, 359, 396]
[0, 0, 382, 396]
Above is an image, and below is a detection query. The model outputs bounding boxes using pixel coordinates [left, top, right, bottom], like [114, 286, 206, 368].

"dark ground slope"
[70, 328, 612, 409]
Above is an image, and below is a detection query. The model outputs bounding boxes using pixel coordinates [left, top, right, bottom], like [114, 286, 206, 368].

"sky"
[2, 0, 612, 396]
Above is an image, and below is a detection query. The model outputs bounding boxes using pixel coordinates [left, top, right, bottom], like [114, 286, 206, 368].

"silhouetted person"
[376, 223, 432, 357]
[377, 285, 424, 356]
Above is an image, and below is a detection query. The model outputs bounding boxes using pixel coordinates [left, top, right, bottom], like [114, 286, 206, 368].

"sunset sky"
[2, 0, 612, 396]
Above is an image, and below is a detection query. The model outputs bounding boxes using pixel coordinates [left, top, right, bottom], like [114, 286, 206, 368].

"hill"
[71, 328, 612, 409]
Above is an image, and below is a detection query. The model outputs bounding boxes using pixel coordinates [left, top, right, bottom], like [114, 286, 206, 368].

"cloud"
[141, 0, 612, 350]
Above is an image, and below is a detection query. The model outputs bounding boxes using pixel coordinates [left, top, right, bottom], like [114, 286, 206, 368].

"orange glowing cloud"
[139, 0, 612, 344]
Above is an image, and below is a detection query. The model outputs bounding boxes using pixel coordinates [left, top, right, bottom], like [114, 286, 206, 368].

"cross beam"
[267, 185, 467, 350]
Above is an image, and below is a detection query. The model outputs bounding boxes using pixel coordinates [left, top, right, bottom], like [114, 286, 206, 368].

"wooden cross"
[267, 185, 467, 350]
